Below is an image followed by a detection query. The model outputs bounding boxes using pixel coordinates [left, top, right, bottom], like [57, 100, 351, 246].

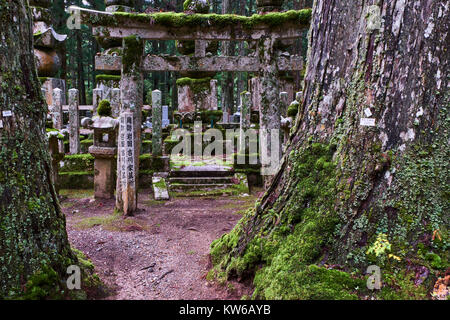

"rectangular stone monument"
[222, 111, 229, 123]
[152, 90, 162, 157]
[279, 91, 289, 116]
[162, 105, 169, 128]
[118, 111, 137, 215]
[210, 79, 218, 110]
[68, 88, 80, 154]
[110, 88, 120, 118]
[239, 92, 251, 154]
[51, 88, 64, 153]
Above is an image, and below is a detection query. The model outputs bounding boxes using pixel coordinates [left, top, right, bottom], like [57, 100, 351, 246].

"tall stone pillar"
[68, 89, 80, 154]
[110, 88, 121, 118]
[258, 36, 282, 187]
[115, 35, 144, 216]
[51, 88, 65, 153]
[239, 92, 251, 154]
[152, 90, 162, 157]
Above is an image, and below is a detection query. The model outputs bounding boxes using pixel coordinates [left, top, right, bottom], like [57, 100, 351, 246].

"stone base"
[93, 158, 116, 199]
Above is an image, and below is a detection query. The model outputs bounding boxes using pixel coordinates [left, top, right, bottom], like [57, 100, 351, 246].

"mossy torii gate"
[76, 7, 311, 215]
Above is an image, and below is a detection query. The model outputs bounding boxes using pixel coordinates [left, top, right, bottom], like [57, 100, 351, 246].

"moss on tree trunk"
[210, 0, 449, 300]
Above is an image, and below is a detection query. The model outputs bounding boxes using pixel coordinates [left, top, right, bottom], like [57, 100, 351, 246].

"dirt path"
[62, 189, 258, 300]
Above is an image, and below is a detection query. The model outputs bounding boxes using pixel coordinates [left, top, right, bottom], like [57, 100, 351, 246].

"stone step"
[169, 176, 235, 185]
[169, 183, 236, 193]
[170, 165, 234, 177]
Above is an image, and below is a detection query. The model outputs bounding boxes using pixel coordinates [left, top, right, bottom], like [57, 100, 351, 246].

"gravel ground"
[62, 189, 258, 300]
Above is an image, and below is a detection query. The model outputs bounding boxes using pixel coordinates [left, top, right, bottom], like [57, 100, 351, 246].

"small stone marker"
[162, 105, 169, 128]
[222, 111, 229, 123]
[152, 90, 162, 156]
[360, 118, 376, 126]
[0, 120, 3, 128]
[2, 110, 12, 117]
[152, 176, 169, 200]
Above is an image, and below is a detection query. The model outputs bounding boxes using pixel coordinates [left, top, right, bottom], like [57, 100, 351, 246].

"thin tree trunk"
[0, 0, 75, 298]
[211, 0, 449, 299]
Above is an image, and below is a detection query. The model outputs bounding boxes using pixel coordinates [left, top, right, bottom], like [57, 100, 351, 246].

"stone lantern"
[88, 117, 119, 199]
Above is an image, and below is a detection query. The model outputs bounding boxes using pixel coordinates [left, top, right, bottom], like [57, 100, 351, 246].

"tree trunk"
[211, 0, 449, 300]
[0, 0, 76, 298]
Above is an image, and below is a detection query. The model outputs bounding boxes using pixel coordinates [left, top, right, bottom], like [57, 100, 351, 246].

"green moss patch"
[90, 9, 312, 30]
[60, 154, 94, 173]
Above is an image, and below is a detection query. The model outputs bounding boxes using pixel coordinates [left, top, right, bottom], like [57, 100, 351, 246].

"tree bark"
[0, 0, 75, 298]
[211, 0, 449, 299]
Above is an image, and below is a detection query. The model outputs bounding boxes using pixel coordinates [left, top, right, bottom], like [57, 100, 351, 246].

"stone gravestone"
[239, 92, 251, 154]
[279, 91, 289, 116]
[110, 88, 121, 118]
[68, 88, 80, 154]
[222, 111, 229, 124]
[152, 90, 163, 157]
[210, 79, 218, 110]
[51, 88, 64, 153]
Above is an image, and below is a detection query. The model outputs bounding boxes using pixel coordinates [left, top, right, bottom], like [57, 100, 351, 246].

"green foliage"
[97, 99, 112, 117]
[60, 154, 94, 173]
[183, 0, 210, 13]
[95, 74, 121, 82]
[377, 271, 428, 300]
[287, 102, 299, 117]
[19, 265, 62, 300]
